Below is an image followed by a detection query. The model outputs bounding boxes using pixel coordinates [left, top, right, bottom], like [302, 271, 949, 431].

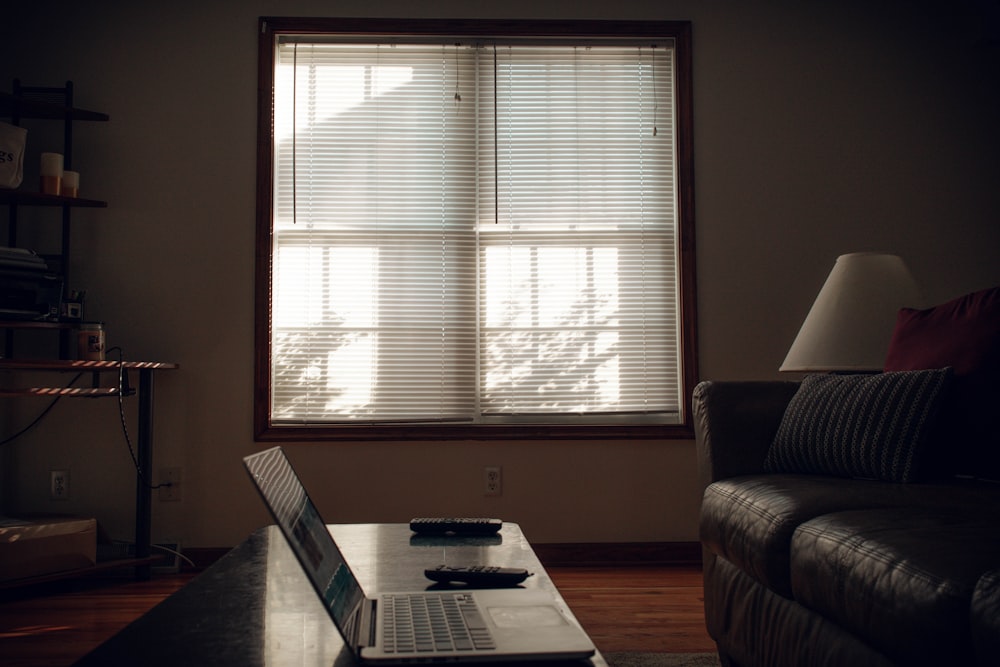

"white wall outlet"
[50, 469, 70, 500]
[485, 466, 502, 497]
[158, 467, 182, 502]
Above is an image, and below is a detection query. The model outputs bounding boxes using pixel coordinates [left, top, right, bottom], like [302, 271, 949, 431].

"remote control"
[409, 517, 503, 536]
[425, 565, 532, 586]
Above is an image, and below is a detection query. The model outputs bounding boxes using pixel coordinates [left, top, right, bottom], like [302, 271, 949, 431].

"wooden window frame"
[253, 17, 698, 441]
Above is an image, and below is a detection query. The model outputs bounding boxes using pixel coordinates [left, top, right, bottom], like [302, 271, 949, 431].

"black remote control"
[409, 517, 503, 536]
[425, 565, 532, 586]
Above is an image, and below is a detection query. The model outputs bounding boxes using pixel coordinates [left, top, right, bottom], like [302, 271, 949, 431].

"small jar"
[60, 170, 79, 198]
[78, 322, 105, 361]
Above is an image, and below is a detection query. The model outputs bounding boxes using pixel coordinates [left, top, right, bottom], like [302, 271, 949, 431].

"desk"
[74, 523, 606, 666]
[0, 359, 178, 581]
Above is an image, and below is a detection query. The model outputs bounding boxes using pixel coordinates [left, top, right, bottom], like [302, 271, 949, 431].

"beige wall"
[2, 0, 998, 549]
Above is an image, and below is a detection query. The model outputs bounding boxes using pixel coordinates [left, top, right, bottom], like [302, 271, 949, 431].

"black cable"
[0, 372, 84, 446]
[109, 346, 167, 490]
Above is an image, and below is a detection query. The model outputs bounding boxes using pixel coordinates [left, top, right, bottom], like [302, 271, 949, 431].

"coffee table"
[74, 522, 606, 666]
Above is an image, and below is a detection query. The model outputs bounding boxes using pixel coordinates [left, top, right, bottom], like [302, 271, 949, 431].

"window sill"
[254, 421, 694, 442]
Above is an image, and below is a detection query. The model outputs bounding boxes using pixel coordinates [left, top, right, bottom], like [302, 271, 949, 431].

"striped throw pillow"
[765, 369, 952, 483]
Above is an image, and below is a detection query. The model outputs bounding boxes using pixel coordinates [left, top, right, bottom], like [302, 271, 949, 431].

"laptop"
[243, 446, 596, 664]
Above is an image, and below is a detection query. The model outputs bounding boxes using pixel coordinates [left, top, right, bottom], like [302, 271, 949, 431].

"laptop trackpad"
[487, 605, 567, 628]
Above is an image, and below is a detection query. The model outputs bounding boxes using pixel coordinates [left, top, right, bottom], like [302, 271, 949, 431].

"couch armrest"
[692, 380, 800, 486]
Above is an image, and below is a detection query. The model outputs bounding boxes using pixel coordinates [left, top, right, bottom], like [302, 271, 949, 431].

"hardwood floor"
[0, 565, 714, 666]
[550, 565, 714, 654]
[0, 572, 197, 667]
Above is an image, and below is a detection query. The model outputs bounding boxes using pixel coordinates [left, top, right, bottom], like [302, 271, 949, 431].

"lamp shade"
[780, 252, 922, 372]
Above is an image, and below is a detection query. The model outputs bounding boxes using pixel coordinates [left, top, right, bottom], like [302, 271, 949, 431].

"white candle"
[40, 152, 63, 195]
[61, 170, 79, 197]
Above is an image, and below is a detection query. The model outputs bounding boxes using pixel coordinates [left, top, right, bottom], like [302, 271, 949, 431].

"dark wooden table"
[73, 522, 606, 666]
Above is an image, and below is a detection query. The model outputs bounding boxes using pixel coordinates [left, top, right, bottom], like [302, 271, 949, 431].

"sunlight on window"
[324, 247, 376, 414]
[538, 247, 588, 326]
[274, 59, 414, 143]
[327, 248, 376, 328]
[325, 335, 375, 415]
[274, 246, 325, 327]
[482, 245, 624, 412]
[596, 333, 621, 405]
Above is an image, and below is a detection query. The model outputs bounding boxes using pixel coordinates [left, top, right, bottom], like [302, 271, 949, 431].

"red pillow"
[884, 286, 1000, 479]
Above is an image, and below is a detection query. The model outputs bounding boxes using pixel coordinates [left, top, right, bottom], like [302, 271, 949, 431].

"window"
[255, 18, 697, 441]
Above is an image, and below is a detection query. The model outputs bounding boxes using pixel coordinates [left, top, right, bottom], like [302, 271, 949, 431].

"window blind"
[270, 38, 681, 424]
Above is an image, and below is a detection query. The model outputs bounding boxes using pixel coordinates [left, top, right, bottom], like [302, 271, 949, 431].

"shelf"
[1, 80, 165, 583]
[0, 91, 109, 122]
[0, 360, 177, 398]
[0, 190, 107, 208]
[0, 320, 77, 330]
[0, 387, 120, 397]
[0, 359, 179, 372]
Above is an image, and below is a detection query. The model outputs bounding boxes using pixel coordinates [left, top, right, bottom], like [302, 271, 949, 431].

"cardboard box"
[0, 515, 97, 581]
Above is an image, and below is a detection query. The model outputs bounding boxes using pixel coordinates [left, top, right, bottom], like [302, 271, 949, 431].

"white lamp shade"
[780, 252, 923, 372]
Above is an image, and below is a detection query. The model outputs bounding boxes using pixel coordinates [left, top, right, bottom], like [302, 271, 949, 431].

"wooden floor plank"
[0, 574, 197, 667]
[549, 565, 713, 654]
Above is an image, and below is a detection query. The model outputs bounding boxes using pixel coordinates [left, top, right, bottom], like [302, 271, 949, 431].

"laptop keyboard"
[381, 593, 496, 653]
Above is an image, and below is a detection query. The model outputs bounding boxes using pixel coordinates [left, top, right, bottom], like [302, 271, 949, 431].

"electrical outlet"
[158, 467, 182, 502]
[50, 469, 70, 500]
[485, 466, 502, 497]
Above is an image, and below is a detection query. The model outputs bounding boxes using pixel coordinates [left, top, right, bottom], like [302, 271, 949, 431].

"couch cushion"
[791, 508, 1000, 666]
[764, 369, 951, 482]
[883, 286, 1000, 480]
[703, 553, 896, 667]
[699, 474, 998, 598]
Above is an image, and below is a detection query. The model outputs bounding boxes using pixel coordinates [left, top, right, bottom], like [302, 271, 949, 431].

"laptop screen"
[244, 447, 366, 636]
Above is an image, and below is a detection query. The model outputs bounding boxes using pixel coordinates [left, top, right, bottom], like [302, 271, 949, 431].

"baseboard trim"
[182, 541, 702, 572]
[181, 547, 229, 571]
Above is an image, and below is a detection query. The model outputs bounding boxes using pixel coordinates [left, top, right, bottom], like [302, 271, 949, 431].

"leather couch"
[694, 379, 1000, 667]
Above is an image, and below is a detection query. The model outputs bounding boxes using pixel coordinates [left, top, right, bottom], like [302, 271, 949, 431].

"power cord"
[152, 542, 195, 569]
[106, 540, 196, 569]
[109, 346, 171, 491]
[0, 371, 84, 446]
